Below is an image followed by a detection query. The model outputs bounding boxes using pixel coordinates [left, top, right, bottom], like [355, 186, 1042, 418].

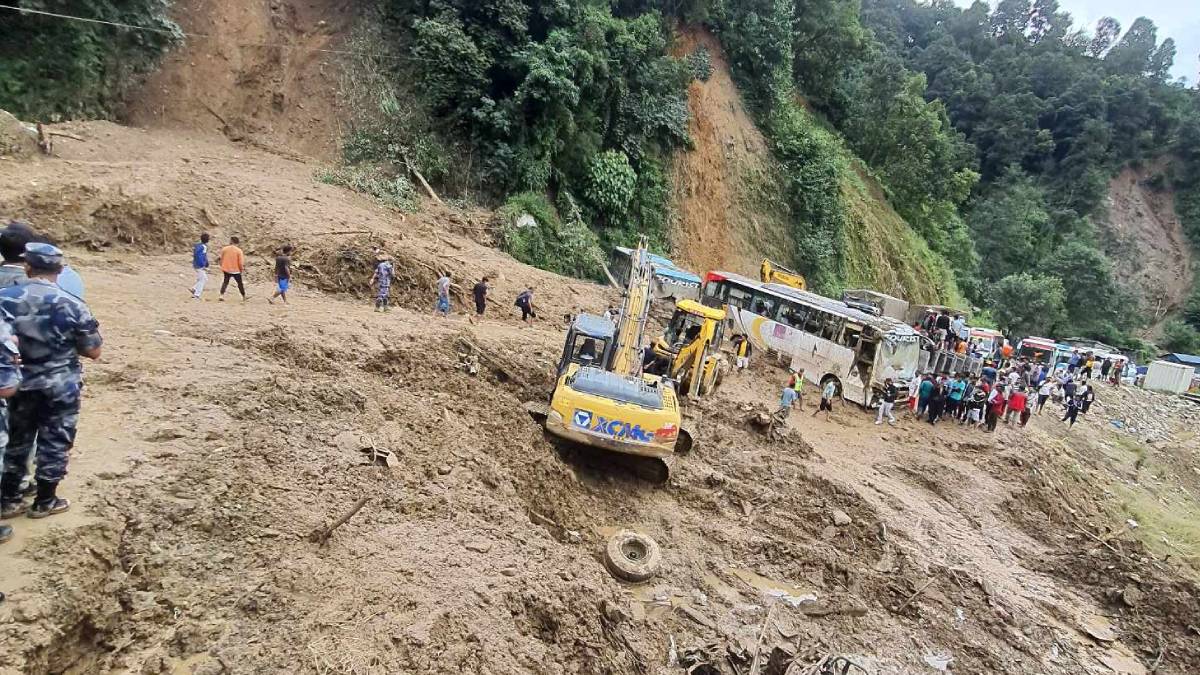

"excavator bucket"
[523, 401, 549, 424]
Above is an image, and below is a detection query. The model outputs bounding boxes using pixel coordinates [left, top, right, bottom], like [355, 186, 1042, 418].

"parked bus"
[968, 327, 1003, 359]
[702, 272, 920, 406]
[1016, 336, 1058, 364]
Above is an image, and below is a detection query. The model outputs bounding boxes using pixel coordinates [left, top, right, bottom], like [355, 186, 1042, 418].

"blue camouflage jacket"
[0, 279, 102, 391]
[0, 313, 21, 393]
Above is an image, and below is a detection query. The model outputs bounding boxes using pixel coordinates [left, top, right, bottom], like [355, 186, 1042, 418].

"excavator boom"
[611, 241, 653, 376]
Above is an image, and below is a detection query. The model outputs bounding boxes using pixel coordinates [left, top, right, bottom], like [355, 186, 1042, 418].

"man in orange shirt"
[219, 236, 247, 301]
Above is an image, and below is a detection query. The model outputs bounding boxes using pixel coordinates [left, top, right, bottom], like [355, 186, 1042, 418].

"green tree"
[967, 171, 1049, 282]
[1104, 17, 1160, 77]
[1043, 241, 1127, 335]
[0, 0, 179, 118]
[989, 273, 1067, 338]
[1160, 320, 1200, 354]
[1088, 17, 1121, 58]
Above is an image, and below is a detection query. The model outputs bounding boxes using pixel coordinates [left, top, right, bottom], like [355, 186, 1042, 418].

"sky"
[963, 1, 1200, 83]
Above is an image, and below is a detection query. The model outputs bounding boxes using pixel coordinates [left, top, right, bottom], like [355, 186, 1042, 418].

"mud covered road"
[1, 125, 1198, 675]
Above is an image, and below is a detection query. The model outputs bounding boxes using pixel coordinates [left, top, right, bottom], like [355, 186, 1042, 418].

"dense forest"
[2, 0, 1200, 354]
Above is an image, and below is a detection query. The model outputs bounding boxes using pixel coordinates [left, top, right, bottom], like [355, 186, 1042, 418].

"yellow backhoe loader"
[650, 299, 727, 398]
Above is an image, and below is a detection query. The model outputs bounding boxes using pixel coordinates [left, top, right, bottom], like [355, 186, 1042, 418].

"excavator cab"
[558, 314, 616, 375]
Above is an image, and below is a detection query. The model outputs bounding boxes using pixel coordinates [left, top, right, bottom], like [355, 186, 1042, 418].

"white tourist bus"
[702, 272, 921, 406]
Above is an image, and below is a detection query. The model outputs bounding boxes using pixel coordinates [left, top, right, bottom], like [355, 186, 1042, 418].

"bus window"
[843, 325, 862, 350]
[821, 316, 844, 342]
[727, 286, 752, 310]
[750, 293, 777, 318]
[703, 280, 726, 303]
[778, 302, 806, 329]
[804, 310, 825, 334]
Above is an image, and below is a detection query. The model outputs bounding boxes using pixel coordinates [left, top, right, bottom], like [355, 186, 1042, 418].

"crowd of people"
[895, 351, 1111, 431]
[766, 344, 1118, 434]
[0, 222, 103, 546]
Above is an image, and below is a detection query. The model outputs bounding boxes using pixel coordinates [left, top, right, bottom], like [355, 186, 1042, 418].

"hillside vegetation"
[4, 0, 1200, 351]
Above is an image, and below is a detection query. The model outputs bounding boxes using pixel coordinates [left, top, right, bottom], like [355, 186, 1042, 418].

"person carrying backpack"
[515, 288, 537, 325]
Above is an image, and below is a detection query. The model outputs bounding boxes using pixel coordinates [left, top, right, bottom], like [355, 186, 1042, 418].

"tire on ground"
[604, 530, 662, 583]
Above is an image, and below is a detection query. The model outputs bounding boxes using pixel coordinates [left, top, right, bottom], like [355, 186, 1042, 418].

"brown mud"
[1, 122, 1198, 674]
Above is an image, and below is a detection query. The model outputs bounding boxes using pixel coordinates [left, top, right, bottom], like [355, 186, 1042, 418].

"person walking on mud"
[732, 333, 752, 373]
[875, 378, 898, 425]
[1061, 394, 1082, 427]
[218, 236, 247, 302]
[269, 245, 292, 305]
[190, 233, 210, 300]
[470, 277, 489, 323]
[0, 244, 103, 521]
[515, 287, 537, 325]
[435, 271, 452, 318]
[813, 378, 839, 419]
[370, 253, 394, 312]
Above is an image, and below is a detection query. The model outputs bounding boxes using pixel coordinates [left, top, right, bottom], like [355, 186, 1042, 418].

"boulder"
[0, 109, 38, 158]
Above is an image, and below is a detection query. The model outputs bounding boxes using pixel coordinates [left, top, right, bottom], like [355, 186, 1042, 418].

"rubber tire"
[604, 530, 662, 583]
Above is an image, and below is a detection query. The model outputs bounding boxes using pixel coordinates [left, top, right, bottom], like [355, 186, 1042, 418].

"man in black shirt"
[470, 277, 489, 323]
[874, 378, 898, 425]
[935, 312, 952, 350]
[270, 245, 292, 305]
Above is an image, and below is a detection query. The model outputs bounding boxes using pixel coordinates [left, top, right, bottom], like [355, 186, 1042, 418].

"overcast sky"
[962, 1, 1200, 83]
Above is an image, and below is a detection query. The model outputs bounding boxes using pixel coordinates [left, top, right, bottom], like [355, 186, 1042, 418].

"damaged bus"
[702, 272, 920, 406]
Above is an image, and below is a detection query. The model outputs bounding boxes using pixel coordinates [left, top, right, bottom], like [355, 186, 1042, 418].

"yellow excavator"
[527, 238, 691, 482]
[650, 299, 727, 398]
[760, 259, 806, 291]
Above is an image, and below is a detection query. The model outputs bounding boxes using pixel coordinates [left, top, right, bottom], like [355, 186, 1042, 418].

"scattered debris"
[922, 652, 953, 672]
[831, 509, 852, 526]
[307, 496, 370, 547]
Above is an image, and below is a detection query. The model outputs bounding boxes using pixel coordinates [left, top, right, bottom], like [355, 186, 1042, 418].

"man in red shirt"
[1005, 386, 1028, 425]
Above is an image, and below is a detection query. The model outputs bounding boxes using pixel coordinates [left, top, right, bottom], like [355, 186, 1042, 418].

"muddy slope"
[123, 0, 352, 160]
[1098, 161, 1195, 332]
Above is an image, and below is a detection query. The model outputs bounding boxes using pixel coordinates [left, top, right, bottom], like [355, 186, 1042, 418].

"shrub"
[687, 46, 713, 82]
[315, 166, 418, 212]
[497, 193, 605, 281]
[586, 151, 638, 221]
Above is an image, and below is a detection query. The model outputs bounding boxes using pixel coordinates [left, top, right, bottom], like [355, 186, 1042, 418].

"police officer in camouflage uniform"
[0, 243, 102, 521]
[0, 314, 22, 543]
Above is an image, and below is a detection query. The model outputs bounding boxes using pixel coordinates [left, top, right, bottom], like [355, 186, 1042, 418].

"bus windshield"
[878, 338, 920, 380]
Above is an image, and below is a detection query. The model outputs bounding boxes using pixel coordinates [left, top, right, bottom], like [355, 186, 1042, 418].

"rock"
[831, 509, 852, 526]
[130, 591, 159, 615]
[500, 567, 519, 577]
[437, 465, 452, 476]
[691, 589, 708, 607]
[0, 109, 38, 158]
[1080, 614, 1117, 643]
[601, 599, 628, 624]
[333, 431, 365, 453]
[821, 525, 840, 540]
[465, 541, 493, 554]
[1119, 585, 1143, 607]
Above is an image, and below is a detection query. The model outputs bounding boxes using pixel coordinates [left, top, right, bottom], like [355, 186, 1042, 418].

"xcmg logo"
[572, 409, 653, 442]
